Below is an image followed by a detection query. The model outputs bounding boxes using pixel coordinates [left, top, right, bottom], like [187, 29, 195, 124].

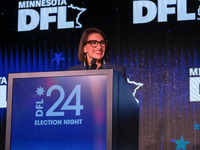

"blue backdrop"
[1, 0, 200, 149]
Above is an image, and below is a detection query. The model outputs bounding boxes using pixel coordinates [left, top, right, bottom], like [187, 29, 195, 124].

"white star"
[36, 87, 45, 96]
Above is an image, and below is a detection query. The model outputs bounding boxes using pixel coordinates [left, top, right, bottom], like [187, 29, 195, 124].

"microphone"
[88, 58, 97, 69]
[102, 59, 106, 69]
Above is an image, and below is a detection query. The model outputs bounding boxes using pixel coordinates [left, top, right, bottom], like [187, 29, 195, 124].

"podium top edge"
[8, 69, 115, 79]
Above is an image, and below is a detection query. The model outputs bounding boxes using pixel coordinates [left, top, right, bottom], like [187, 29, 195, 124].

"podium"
[5, 69, 139, 150]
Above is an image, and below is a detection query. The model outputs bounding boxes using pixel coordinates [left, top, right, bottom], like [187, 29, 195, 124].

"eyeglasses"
[85, 40, 107, 48]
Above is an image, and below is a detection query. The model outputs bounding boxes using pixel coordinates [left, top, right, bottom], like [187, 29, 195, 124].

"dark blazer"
[68, 62, 126, 79]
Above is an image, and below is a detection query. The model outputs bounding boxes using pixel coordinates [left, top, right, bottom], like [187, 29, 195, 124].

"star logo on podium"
[36, 86, 45, 96]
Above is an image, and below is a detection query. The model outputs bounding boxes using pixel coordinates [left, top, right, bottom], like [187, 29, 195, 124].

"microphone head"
[91, 58, 96, 65]
[91, 58, 97, 69]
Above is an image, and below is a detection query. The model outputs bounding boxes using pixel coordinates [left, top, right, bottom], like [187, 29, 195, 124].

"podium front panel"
[5, 70, 113, 150]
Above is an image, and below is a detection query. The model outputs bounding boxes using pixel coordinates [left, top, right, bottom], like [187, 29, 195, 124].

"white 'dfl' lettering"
[133, 0, 196, 24]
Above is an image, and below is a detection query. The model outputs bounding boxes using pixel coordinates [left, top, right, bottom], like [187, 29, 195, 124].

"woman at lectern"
[69, 27, 126, 78]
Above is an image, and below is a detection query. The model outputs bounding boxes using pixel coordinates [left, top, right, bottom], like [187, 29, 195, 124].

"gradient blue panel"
[10, 75, 107, 150]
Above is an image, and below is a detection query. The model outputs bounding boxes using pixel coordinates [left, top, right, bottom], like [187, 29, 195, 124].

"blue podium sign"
[5, 70, 113, 150]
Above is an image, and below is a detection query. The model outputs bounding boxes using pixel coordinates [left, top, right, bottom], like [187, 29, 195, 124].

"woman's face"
[83, 33, 106, 64]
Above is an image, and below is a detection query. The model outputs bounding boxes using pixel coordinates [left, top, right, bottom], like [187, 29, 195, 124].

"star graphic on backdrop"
[193, 122, 200, 130]
[171, 135, 190, 150]
[35, 87, 45, 96]
[52, 52, 65, 66]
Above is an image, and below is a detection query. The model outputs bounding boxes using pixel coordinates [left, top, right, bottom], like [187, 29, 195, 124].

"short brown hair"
[77, 27, 109, 62]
